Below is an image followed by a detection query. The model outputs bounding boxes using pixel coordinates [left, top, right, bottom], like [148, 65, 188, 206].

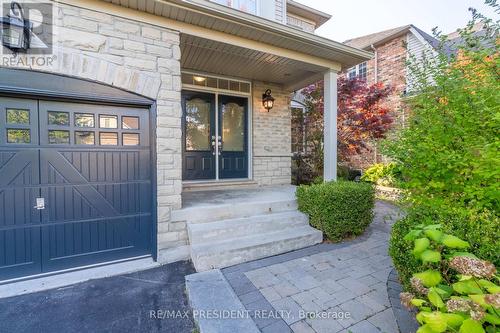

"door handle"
[217, 138, 222, 156]
[34, 197, 45, 210]
[211, 137, 216, 155]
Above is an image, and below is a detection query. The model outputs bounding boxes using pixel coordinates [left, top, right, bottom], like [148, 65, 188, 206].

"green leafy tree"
[383, 4, 500, 211]
[387, 0, 500, 311]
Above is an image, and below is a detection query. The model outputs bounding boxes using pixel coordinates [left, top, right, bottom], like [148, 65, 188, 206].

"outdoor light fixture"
[0, 2, 31, 52]
[262, 89, 275, 112]
[193, 76, 206, 83]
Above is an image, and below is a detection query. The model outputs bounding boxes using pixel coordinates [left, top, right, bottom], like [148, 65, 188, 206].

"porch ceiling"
[181, 34, 326, 89]
[93, 0, 371, 69]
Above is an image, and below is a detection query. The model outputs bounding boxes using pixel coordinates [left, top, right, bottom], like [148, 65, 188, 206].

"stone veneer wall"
[0, 1, 184, 263]
[252, 81, 292, 185]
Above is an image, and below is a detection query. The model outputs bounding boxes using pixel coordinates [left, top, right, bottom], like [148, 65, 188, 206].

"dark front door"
[218, 95, 248, 179]
[182, 91, 216, 180]
[0, 98, 152, 280]
[182, 91, 248, 180]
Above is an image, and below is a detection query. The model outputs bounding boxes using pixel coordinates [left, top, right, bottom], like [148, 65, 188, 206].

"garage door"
[0, 97, 153, 280]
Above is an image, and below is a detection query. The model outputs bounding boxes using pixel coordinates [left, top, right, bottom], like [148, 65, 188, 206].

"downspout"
[370, 44, 378, 83]
[370, 44, 378, 163]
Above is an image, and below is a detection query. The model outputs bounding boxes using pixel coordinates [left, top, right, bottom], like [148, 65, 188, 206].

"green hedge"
[389, 203, 500, 290]
[296, 181, 375, 242]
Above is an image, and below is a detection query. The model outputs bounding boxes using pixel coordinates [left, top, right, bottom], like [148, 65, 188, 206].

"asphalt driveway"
[0, 260, 196, 333]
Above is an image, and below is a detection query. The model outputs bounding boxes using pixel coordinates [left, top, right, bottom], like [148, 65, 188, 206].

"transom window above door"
[182, 72, 251, 94]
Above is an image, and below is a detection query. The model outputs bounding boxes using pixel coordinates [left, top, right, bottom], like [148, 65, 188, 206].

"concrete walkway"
[222, 201, 403, 333]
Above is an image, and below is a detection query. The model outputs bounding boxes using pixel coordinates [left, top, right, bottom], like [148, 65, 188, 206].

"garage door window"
[75, 131, 95, 145]
[48, 130, 70, 144]
[123, 133, 139, 146]
[7, 128, 30, 143]
[6, 108, 31, 143]
[48, 111, 69, 126]
[6, 108, 30, 124]
[122, 116, 139, 129]
[75, 113, 95, 127]
[100, 132, 118, 145]
[99, 115, 118, 128]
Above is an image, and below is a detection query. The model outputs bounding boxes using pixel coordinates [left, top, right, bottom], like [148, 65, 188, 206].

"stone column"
[323, 69, 338, 181]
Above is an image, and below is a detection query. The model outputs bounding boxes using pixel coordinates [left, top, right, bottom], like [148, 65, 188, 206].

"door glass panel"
[185, 98, 211, 151]
[99, 115, 118, 129]
[123, 133, 139, 146]
[222, 102, 244, 152]
[48, 130, 70, 144]
[6, 109, 30, 124]
[100, 132, 118, 145]
[75, 113, 95, 127]
[122, 116, 139, 129]
[75, 131, 95, 145]
[7, 129, 30, 143]
[48, 111, 69, 126]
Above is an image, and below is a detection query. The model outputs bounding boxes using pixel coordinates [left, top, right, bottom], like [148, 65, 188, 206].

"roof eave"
[165, 0, 372, 65]
[357, 26, 412, 50]
[286, 0, 332, 28]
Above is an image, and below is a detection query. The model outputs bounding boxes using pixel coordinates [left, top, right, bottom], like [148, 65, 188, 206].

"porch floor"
[181, 185, 297, 209]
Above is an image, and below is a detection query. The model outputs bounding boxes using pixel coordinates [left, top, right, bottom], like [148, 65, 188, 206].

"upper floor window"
[212, 0, 257, 15]
[347, 62, 367, 80]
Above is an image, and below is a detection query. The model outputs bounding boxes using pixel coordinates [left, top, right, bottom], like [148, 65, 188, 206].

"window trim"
[347, 62, 367, 80]
[211, 0, 260, 16]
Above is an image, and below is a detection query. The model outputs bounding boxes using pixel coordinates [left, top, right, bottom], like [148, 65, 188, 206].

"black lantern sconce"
[1, 2, 32, 52]
[262, 89, 275, 112]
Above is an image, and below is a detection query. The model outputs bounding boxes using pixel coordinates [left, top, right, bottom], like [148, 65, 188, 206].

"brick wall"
[0, 1, 185, 263]
[252, 82, 292, 185]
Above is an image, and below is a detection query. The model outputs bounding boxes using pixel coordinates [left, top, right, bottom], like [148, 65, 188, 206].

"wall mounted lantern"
[262, 89, 275, 112]
[1, 2, 32, 52]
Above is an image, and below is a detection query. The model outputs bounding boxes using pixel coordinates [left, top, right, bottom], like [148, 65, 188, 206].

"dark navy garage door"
[0, 97, 153, 280]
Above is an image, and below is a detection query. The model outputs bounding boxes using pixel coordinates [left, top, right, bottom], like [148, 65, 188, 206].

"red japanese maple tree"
[300, 76, 394, 163]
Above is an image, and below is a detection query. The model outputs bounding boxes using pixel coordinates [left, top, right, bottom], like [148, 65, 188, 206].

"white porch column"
[323, 69, 338, 181]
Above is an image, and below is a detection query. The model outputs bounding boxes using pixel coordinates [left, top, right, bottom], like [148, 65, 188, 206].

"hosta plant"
[401, 224, 500, 333]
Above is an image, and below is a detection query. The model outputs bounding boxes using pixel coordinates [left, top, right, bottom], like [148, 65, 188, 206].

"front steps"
[174, 187, 323, 272]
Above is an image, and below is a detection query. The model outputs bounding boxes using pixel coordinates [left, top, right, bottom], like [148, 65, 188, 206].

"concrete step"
[188, 211, 309, 245]
[172, 199, 298, 224]
[186, 270, 260, 333]
[191, 226, 323, 271]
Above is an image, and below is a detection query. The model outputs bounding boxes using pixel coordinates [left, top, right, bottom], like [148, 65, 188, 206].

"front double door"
[182, 91, 248, 180]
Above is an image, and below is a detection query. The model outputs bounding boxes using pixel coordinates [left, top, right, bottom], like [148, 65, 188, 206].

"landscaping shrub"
[389, 215, 422, 290]
[360, 162, 401, 186]
[400, 224, 499, 333]
[384, 4, 500, 290]
[296, 181, 375, 242]
[390, 204, 500, 290]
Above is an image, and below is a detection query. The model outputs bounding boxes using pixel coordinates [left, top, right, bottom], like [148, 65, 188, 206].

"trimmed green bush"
[296, 181, 375, 242]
